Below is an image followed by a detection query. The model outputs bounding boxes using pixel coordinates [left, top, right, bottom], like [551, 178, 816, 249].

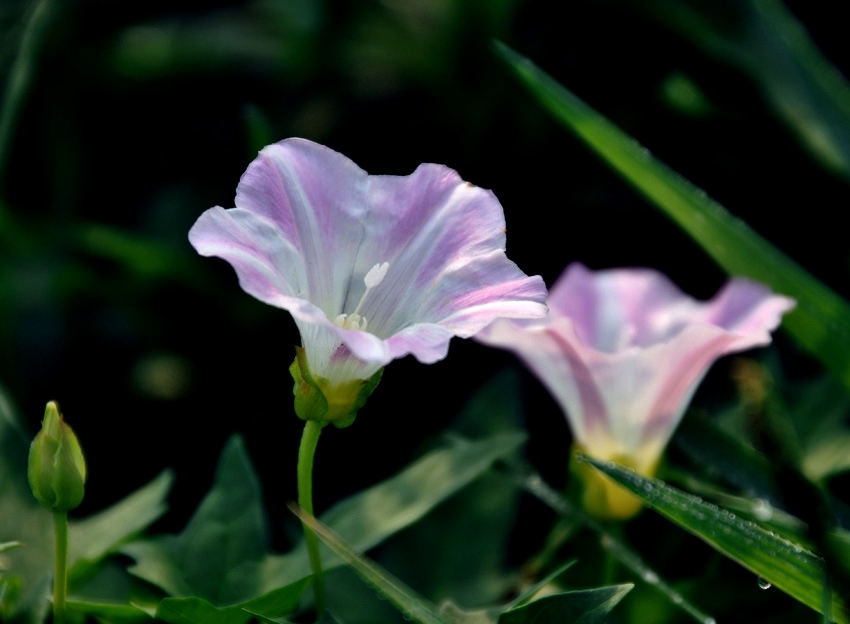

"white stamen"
[364, 262, 389, 288]
[351, 261, 390, 318]
[334, 261, 388, 331]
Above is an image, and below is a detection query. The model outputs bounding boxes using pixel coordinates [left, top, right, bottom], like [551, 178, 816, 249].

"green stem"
[52, 510, 68, 624]
[298, 419, 326, 616]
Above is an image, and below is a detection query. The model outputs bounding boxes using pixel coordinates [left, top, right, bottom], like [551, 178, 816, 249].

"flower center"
[333, 262, 389, 332]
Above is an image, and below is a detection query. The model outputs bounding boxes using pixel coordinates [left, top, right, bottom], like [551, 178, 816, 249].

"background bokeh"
[1, 0, 847, 589]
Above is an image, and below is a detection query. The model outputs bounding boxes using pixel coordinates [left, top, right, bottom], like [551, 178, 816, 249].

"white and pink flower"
[476, 262, 795, 518]
[189, 138, 547, 424]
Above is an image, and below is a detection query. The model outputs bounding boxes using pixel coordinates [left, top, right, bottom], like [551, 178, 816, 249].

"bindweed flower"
[476, 262, 795, 519]
[189, 138, 548, 427]
[28, 402, 86, 512]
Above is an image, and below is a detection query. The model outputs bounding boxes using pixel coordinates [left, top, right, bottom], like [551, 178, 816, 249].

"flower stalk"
[52, 510, 69, 624]
[297, 419, 326, 616]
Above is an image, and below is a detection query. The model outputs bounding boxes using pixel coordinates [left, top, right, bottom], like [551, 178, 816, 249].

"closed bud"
[28, 402, 87, 511]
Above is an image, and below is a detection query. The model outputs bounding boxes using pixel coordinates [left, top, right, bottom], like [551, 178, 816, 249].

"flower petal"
[190, 138, 547, 382]
[476, 262, 795, 472]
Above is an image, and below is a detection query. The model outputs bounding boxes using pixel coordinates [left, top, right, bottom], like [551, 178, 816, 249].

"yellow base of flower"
[570, 447, 658, 521]
[289, 346, 383, 428]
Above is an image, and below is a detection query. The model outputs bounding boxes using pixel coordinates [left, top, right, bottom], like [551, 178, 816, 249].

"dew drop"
[757, 577, 772, 590]
[752, 498, 773, 521]
[642, 570, 659, 584]
[704, 618, 716, 624]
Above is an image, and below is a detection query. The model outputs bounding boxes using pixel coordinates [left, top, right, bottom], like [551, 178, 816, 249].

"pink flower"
[189, 138, 547, 426]
[476, 262, 795, 518]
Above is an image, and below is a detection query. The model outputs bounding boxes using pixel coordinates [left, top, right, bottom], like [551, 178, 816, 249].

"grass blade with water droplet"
[584, 456, 847, 622]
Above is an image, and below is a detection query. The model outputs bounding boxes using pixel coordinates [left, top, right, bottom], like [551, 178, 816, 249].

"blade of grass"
[496, 42, 850, 390]
[583, 455, 847, 622]
[289, 504, 453, 624]
[510, 467, 715, 624]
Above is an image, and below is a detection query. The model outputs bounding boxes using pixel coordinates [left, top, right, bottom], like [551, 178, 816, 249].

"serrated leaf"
[291, 506, 452, 624]
[498, 584, 633, 624]
[260, 431, 526, 590]
[155, 577, 311, 624]
[496, 41, 850, 390]
[585, 456, 847, 622]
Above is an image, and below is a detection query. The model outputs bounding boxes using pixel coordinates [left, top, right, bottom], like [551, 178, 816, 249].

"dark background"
[1, 0, 847, 548]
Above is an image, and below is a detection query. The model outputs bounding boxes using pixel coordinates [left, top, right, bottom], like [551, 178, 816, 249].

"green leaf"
[497, 584, 633, 624]
[155, 578, 311, 624]
[516, 468, 713, 624]
[380, 372, 526, 607]
[66, 598, 153, 623]
[584, 456, 847, 622]
[291, 506, 453, 624]
[124, 435, 270, 605]
[260, 431, 527, 590]
[0, 393, 173, 624]
[0, 541, 23, 554]
[70, 470, 173, 581]
[124, 431, 525, 619]
[496, 41, 850, 390]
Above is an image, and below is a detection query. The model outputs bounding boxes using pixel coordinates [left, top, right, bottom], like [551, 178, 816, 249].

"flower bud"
[28, 402, 87, 511]
[289, 347, 383, 428]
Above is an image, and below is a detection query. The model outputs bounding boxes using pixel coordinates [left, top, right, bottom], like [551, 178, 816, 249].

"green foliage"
[122, 428, 525, 622]
[123, 436, 269, 603]
[497, 41, 850, 391]
[371, 371, 525, 609]
[263, 431, 527, 588]
[0, 384, 173, 624]
[297, 506, 632, 624]
[584, 456, 848, 622]
[497, 584, 633, 624]
[155, 578, 311, 624]
[65, 599, 153, 624]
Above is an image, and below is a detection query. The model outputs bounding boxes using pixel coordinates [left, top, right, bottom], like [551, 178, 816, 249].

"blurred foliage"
[2, 0, 850, 622]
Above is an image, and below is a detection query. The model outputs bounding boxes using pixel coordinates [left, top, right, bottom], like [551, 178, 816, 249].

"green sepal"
[27, 401, 86, 511]
[289, 347, 383, 428]
[290, 347, 329, 425]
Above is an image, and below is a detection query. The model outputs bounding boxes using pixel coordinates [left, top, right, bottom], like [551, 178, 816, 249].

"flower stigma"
[333, 261, 390, 332]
